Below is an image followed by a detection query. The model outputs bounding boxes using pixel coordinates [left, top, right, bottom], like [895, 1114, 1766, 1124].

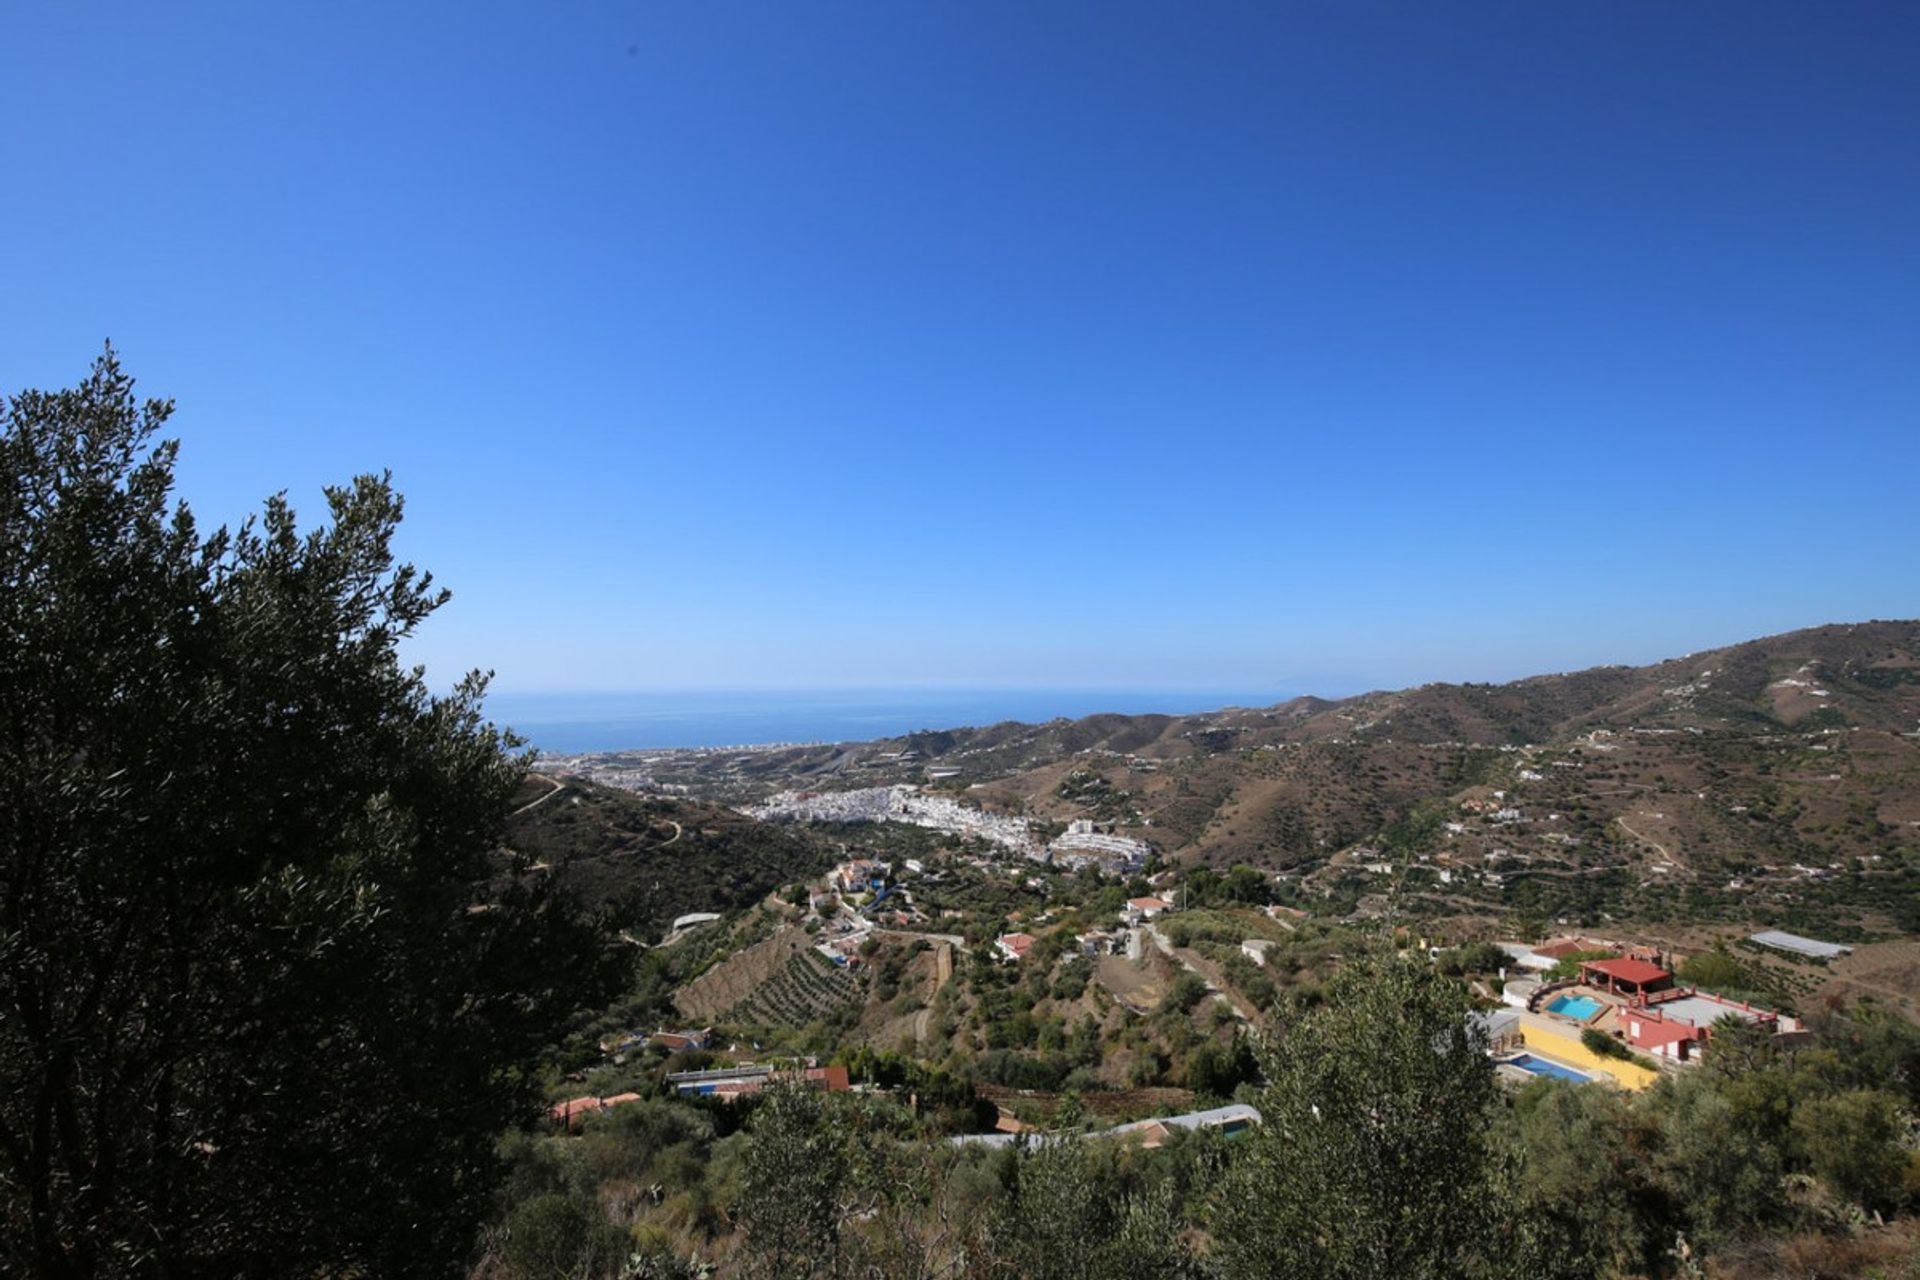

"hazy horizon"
[482, 611, 1920, 750]
[487, 684, 1315, 752]
[477, 612, 1909, 701]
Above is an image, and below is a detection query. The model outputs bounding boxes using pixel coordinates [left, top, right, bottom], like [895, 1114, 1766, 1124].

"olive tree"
[981, 1137, 1191, 1280]
[1210, 947, 1520, 1280]
[736, 1084, 853, 1279]
[0, 351, 621, 1277]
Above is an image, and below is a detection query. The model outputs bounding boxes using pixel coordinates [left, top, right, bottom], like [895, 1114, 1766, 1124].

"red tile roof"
[1581, 957, 1672, 986]
[805, 1065, 851, 1092]
[652, 1029, 712, 1051]
[1625, 1015, 1698, 1049]
[548, 1097, 603, 1126]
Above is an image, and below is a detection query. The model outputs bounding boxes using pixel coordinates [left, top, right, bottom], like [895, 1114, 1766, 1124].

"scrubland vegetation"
[481, 950, 1920, 1280]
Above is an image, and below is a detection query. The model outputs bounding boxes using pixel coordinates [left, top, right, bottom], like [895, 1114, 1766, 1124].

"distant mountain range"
[545, 621, 1920, 937]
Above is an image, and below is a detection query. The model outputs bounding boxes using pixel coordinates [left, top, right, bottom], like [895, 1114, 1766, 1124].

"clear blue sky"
[5, 2, 1916, 696]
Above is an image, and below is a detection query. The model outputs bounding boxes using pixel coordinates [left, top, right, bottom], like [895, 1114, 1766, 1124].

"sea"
[482, 688, 1290, 754]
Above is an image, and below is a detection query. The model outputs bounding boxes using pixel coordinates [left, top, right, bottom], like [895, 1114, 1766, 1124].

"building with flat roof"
[1621, 989, 1801, 1062]
[1495, 942, 1558, 972]
[1500, 978, 1542, 1010]
[1472, 1008, 1525, 1051]
[1108, 1103, 1261, 1145]
[666, 1063, 850, 1098]
[947, 1103, 1262, 1149]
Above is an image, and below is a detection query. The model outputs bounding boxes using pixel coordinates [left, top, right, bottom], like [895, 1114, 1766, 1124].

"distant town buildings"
[1048, 824, 1152, 874]
[751, 786, 1041, 857]
[748, 785, 1157, 874]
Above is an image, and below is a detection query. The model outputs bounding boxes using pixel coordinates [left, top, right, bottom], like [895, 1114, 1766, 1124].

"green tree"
[500, 1192, 629, 1280]
[1509, 1082, 1666, 1280]
[984, 1138, 1191, 1280]
[1210, 948, 1519, 1280]
[736, 1085, 851, 1278]
[1649, 1075, 1785, 1245]
[1794, 1089, 1909, 1214]
[1676, 945, 1744, 992]
[1223, 864, 1268, 904]
[0, 352, 620, 1277]
[1183, 1035, 1257, 1102]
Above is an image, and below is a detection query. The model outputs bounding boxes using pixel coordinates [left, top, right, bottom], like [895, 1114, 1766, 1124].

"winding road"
[511, 774, 567, 816]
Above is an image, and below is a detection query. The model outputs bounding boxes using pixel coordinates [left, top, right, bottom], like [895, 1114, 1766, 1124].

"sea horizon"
[482, 686, 1305, 753]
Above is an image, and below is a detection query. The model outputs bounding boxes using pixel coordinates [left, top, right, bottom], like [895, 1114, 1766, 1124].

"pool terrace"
[1528, 981, 1629, 1035]
[1544, 992, 1603, 1021]
[1497, 1052, 1597, 1085]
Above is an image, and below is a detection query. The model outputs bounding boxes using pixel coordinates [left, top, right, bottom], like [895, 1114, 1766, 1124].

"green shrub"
[502, 1192, 627, 1280]
[1159, 973, 1210, 1016]
[1580, 1027, 1631, 1060]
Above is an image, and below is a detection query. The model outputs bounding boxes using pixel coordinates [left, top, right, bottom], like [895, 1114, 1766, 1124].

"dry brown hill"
[619, 620, 1920, 937]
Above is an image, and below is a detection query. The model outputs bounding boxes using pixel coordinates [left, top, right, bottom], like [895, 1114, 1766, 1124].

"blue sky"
[4, 2, 1916, 697]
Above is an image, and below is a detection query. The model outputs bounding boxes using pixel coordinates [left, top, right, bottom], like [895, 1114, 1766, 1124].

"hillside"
[550, 620, 1920, 936]
[515, 624, 1920, 1279]
[504, 775, 834, 938]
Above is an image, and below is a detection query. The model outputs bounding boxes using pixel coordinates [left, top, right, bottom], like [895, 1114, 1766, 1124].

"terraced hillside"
[553, 620, 1920, 936]
[724, 949, 864, 1027]
[672, 925, 866, 1027]
[671, 927, 825, 1019]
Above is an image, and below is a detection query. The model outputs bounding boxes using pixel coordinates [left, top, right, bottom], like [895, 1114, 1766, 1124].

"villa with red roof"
[1621, 990, 1801, 1062]
[547, 1092, 645, 1130]
[995, 932, 1036, 962]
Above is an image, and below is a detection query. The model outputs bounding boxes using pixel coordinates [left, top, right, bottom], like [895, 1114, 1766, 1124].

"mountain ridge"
[550, 620, 1920, 937]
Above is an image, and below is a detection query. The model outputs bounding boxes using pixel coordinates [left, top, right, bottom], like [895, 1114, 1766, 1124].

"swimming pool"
[1547, 994, 1603, 1020]
[1506, 1053, 1593, 1084]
